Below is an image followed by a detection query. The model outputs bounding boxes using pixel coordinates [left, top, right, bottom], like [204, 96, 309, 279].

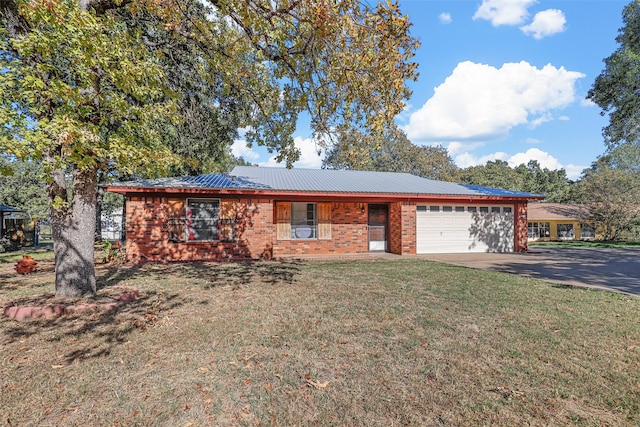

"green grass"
[1, 258, 639, 426]
[0, 246, 55, 264]
[530, 240, 640, 248]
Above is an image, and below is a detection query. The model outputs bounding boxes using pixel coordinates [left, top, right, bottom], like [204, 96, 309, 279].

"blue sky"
[232, 0, 626, 180]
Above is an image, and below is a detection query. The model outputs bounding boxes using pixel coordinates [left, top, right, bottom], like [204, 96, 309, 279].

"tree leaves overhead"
[194, 0, 420, 165]
[588, 0, 640, 149]
[0, 0, 181, 178]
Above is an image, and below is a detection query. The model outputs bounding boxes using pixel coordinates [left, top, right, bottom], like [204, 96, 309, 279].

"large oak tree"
[588, 0, 640, 149]
[0, 0, 418, 297]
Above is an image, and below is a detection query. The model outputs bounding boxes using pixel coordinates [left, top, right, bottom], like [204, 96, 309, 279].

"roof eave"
[105, 186, 543, 202]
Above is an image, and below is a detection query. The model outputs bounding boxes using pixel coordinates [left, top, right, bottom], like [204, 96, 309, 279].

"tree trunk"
[50, 167, 97, 297]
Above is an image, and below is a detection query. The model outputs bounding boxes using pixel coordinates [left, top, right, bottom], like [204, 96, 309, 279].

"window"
[417, 206, 427, 212]
[580, 223, 595, 239]
[557, 223, 575, 239]
[467, 206, 477, 212]
[291, 203, 317, 239]
[503, 206, 512, 213]
[528, 222, 550, 239]
[443, 206, 453, 212]
[429, 206, 440, 212]
[455, 206, 465, 213]
[186, 199, 220, 241]
[480, 206, 489, 213]
[491, 206, 501, 213]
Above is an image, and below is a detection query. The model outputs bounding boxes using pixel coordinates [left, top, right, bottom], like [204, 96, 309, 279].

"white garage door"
[416, 205, 514, 254]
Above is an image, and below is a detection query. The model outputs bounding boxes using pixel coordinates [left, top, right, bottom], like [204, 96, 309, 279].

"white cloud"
[231, 140, 260, 161]
[520, 9, 566, 39]
[581, 98, 596, 107]
[404, 61, 585, 142]
[528, 112, 553, 128]
[564, 164, 586, 180]
[525, 137, 541, 144]
[473, 0, 536, 26]
[439, 12, 452, 24]
[259, 136, 324, 169]
[455, 151, 508, 168]
[507, 148, 562, 169]
[447, 141, 487, 156]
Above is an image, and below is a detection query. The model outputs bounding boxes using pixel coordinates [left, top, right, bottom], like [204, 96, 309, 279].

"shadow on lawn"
[2, 289, 185, 364]
[2, 260, 302, 364]
[119, 260, 302, 290]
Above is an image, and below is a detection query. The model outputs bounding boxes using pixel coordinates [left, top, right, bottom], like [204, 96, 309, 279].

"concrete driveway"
[422, 247, 640, 296]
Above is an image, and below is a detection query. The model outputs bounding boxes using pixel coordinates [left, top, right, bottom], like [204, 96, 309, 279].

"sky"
[231, 0, 627, 180]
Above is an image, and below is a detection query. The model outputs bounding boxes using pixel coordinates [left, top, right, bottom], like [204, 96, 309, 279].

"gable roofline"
[527, 203, 590, 220]
[105, 166, 545, 200]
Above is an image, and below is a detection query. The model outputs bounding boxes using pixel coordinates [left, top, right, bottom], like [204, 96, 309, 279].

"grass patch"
[0, 246, 55, 264]
[1, 258, 638, 426]
[530, 240, 640, 248]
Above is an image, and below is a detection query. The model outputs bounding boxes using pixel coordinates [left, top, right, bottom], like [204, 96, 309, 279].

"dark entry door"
[368, 204, 388, 251]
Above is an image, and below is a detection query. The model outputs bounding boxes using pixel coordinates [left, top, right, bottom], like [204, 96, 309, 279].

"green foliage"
[573, 149, 640, 240]
[461, 160, 572, 201]
[460, 160, 522, 191]
[0, 0, 181, 178]
[188, 0, 419, 166]
[514, 160, 571, 202]
[323, 128, 459, 181]
[0, 156, 48, 218]
[114, 0, 242, 176]
[588, 0, 640, 149]
[99, 239, 125, 264]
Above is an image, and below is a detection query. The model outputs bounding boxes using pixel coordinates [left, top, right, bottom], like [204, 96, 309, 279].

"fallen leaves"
[307, 379, 330, 389]
[304, 373, 330, 389]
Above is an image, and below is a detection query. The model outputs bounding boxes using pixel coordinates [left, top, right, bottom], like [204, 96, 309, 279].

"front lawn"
[1, 258, 638, 426]
[530, 240, 640, 248]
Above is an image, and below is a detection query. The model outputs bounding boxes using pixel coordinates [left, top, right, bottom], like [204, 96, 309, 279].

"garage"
[416, 205, 514, 254]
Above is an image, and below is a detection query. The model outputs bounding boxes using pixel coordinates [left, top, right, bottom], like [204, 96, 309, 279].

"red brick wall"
[125, 196, 276, 262]
[388, 201, 416, 255]
[273, 202, 368, 257]
[514, 202, 528, 252]
[125, 197, 377, 262]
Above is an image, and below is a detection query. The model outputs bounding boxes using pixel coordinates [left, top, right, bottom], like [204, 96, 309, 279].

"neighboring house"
[105, 166, 544, 262]
[101, 207, 124, 241]
[527, 203, 595, 241]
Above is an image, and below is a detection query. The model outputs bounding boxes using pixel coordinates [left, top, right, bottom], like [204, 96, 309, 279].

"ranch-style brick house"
[106, 166, 544, 262]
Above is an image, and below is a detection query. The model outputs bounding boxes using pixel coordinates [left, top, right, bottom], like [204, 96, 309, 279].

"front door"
[368, 204, 388, 251]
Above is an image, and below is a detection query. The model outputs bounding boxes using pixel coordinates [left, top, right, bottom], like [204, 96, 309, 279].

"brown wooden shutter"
[317, 202, 332, 240]
[219, 199, 235, 241]
[168, 198, 185, 217]
[276, 202, 291, 240]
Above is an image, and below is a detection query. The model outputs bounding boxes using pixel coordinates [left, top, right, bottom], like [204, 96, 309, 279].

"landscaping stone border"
[3, 288, 139, 320]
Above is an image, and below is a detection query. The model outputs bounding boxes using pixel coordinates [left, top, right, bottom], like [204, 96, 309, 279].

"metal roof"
[0, 205, 25, 213]
[108, 166, 543, 199]
[229, 167, 543, 198]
